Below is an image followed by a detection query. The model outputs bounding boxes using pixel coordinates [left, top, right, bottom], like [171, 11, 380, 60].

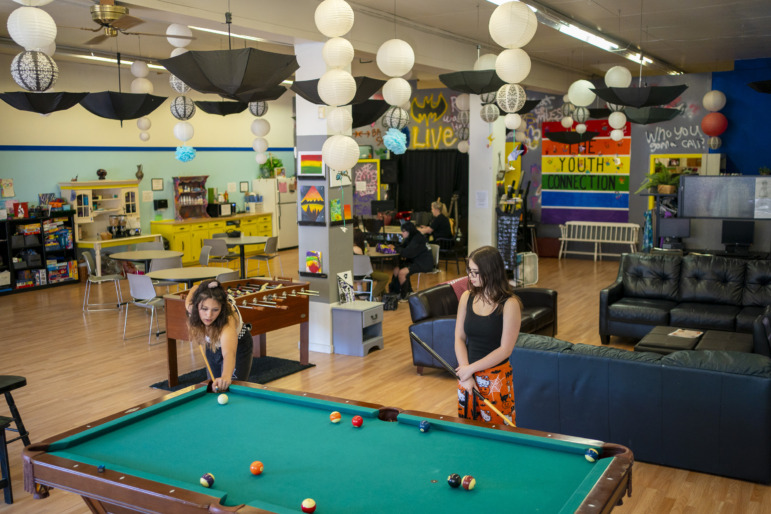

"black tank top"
[463, 293, 506, 365]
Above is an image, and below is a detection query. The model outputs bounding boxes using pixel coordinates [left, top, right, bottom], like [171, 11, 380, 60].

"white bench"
[558, 221, 640, 261]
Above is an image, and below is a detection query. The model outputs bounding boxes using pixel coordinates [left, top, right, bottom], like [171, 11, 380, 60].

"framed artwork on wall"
[240, 181, 249, 193]
[297, 152, 325, 179]
[151, 178, 163, 191]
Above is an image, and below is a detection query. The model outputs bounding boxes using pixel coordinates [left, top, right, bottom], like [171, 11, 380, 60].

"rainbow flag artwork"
[298, 152, 324, 177]
[300, 185, 325, 223]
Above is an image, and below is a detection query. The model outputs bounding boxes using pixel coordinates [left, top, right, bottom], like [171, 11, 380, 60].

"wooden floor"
[0, 251, 768, 513]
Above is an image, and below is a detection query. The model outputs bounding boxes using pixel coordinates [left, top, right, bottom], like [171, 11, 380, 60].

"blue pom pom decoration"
[175, 145, 196, 163]
[384, 127, 407, 155]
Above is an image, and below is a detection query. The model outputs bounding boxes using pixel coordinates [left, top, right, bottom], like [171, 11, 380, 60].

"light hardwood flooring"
[0, 252, 768, 513]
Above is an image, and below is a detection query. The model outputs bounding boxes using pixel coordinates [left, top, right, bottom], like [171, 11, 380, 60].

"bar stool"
[0, 416, 11, 503]
[0, 376, 30, 448]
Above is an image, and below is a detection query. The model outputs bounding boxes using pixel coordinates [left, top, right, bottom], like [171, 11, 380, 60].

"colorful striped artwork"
[298, 152, 324, 177]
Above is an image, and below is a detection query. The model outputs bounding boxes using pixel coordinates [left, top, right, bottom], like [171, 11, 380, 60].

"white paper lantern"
[607, 102, 625, 112]
[255, 153, 269, 165]
[131, 60, 149, 78]
[166, 24, 193, 48]
[575, 123, 587, 134]
[604, 66, 632, 88]
[610, 129, 624, 141]
[322, 37, 354, 68]
[560, 102, 574, 117]
[10, 50, 57, 91]
[488, 0, 538, 49]
[136, 117, 151, 131]
[169, 74, 190, 93]
[381, 106, 409, 130]
[457, 126, 469, 141]
[317, 68, 356, 106]
[13, 0, 55, 5]
[383, 78, 411, 107]
[495, 49, 531, 84]
[251, 118, 271, 137]
[496, 83, 526, 113]
[376, 39, 415, 78]
[457, 110, 470, 125]
[455, 93, 470, 111]
[139, 132, 150, 142]
[173, 121, 194, 142]
[480, 103, 500, 123]
[170, 96, 195, 120]
[573, 106, 590, 123]
[608, 111, 627, 129]
[170, 47, 188, 58]
[568, 80, 596, 107]
[457, 140, 469, 153]
[131, 77, 154, 94]
[504, 113, 522, 130]
[514, 130, 527, 143]
[249, 101, 268, 117]
[480, 91, 496, 104]
[322, 134, 359, 171]
[708, 136, 722, 150]
[562, 94, 571, 103]
[7, 7, 57, 51]
[253, 138, 269, 153]
[315, 0, 354, 38]
[327, 107, 353, 133]
[41, 41, 55, 56]
[703, 90, 727, 112]
[473, 53, 497, 71]
[560, 116, 573, 129]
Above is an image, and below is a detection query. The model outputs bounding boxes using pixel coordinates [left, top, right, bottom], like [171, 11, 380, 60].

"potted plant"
[634, 163, 680, 194]
[260, 154, 284, 178]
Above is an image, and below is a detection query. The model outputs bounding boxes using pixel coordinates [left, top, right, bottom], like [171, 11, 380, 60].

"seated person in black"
[418, 201, 453, 241]
[388, 221, 433, 300]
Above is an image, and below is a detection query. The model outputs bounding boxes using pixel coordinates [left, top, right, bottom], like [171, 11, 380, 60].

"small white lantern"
[166, 24, 193, 48]
[139, 132, 150, 142]
[255, 153, 269, 165]
[573, 106, 590, 123]
[708, 136, 722, 150]
[136, 117, 151, 131]
[253, 138, 269, 153]
[170, 75, 190, 93]
[327, 107, 353, 133]
[703, 90, 727, 112]
[560, 102, 574, 117]
[455, 93, 470, 111]
[10, 50, 57, 91]
[610, 129, 624, 141]
[314, 0, 354, 38]
[604, 66, 632, 88]
[249, 101, 268, 117]
[170, 47, 188, 58]
[473, 53, 497, 71]
[131, 77, 154, 94]
[457, 126, 469, 141]
[170, 96, 195, 120]
[608, 111, 627, 129]
[131, 60, 149, 78]
[322, 134, 359, 171]
[496, 83, 526, 113]
[560, 116, 574, 129]
[575, 123, 587, 134]
[173, 121, 194, 142]
[381, 106, 409, 130]
[568, 80, 596, 107]
[488, 0, 538, 49]
[480, 103, 500, 123]
[504, 113, 522, 130]
[322, 37, 354, 68]
[376, 39, 415, 78]
[7, 6, 57, 51]
[251, 118, 271, 137]
[457, 110, 470, 125]
[317, 68, 357, 106]
[383, 77, 412, 107]
[495, 49, 531, 84]
[457, 140, 469, 153]
[514, 130, 527, 143]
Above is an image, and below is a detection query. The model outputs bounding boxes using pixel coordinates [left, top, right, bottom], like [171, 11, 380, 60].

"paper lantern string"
[175, 145, 196, 162]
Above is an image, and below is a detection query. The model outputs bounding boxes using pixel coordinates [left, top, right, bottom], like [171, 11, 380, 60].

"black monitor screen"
[371, 200, 395, 215]
[721, 220, 754, 246]
[659, 218, 690, 238]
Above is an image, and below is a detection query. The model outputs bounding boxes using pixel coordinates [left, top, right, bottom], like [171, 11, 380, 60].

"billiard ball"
[330, 411, 342, 423]
[97, 465, 105, 473]
[352, 415, 363, 428]
[218, 394, 229, 405]
[461, 475, 476, 491]
[585, 448, 600, 463]
[419, 420, 431, 433]
[447, 473, 461, 488]
[250, 461, 264, 475]
[200, 473, 215, 488]
[301, 498, 316, 513]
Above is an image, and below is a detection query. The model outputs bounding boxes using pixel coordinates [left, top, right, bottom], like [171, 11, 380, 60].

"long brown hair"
[187, 279, 234, 350]
[467, 246, 518, 312]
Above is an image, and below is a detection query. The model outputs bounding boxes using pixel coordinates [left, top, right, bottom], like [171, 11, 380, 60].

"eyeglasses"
[467, 269, 480, 278]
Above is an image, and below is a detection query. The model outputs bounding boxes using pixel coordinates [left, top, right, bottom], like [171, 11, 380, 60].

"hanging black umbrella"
[518, 99, 541, 114]
[194, 100, 248, 116]
[353, 100, 390, 128]
[158, 48, 299, 101]
[79, 92, 166, 120]
[291, 77, 386, 105]
[590, 84, 688, 108]
[589, 108, 612, 119]
[0, 92, 88, 114]
[625, 107, 682, 125]
[749, 80, 771, 94]
[231, 85, 287, 103]
[546, 131, 599, 145]
[438, 70, 507, 94]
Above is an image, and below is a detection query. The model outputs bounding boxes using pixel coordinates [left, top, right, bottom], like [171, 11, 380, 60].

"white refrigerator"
[252, 178, 298, 250]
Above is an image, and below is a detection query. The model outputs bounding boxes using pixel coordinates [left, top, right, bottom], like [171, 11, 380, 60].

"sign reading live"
[540, 119, 631, 224]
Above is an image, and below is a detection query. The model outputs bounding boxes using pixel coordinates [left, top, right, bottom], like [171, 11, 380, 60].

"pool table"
[23, 383, 633, 513]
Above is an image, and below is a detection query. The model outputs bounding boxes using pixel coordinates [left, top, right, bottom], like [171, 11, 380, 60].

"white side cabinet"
[331, 301, 384, 357]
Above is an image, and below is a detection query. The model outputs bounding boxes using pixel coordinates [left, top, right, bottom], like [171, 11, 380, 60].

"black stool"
[0, 416, 11, 503]
[0, 376, 30, 447]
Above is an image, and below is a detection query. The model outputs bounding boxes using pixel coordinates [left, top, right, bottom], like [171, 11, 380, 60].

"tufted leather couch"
[408, 277, 558, 374]
[600, 253, 771, 354]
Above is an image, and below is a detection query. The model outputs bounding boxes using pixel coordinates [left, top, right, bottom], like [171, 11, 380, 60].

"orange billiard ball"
[250, 461, 264, 475]
[301, 498, 316, 513]
[330, 411, 342, 423]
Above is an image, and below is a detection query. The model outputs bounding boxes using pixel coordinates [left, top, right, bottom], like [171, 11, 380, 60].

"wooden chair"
[436, 237, 463, 274]
[123, 273, 165, 345]
[82, 250, 123, 312]
[415, 244, 441, 291]
[247, 236, 283, 277]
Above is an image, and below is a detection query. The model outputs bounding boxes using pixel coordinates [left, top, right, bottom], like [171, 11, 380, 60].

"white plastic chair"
[135, 241, 163, 250]
[247, 236, 283, 277]
[203, 238, 240, 267]
[148, 255, 183, 291]
[199, 245, 212, 266]
[352, 254, 375, 302]
[82, 250, 123, 312]
[123, 273, 165, 344]
[216, 270, 240, 283]
[415, 244, 441, 291]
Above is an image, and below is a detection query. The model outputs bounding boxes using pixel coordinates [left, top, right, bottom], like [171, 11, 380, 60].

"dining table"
[222, 235, 269, 279]
[145, 266, 232, 289]
[109, 250, 184, 273]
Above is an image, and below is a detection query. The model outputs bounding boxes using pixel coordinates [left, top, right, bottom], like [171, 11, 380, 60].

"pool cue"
[197, 345, 219, 391]
[409, 332, 516, 428]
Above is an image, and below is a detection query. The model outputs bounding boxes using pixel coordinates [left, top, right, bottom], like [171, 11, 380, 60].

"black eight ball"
[447, 473, 462, 488]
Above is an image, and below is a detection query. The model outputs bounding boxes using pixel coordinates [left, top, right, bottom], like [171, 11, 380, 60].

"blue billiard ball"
[585, 448, 600, 463]
[419, 420, 431, 433]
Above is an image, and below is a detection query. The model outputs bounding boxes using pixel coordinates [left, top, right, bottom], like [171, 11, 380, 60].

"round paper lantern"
[131, 60, 149, 78]
[457, 140, 469, 153]
[473, 53, 497, 71]
[457, 110, 470, 125]
[480, 91, 496, 105]
[327, 106, 353, 133]
[166, 24, 193, 48]
[560, 102, 574, 117]
[249, 101, 268, 117]
[173, 121, 194, 142]
[255, 153, 268, 165]
[480, 103, 500, 123]
[562, 94, 570, 103]
[608, 111, 627, 129]
[170, 96, 195, 120]
[495, 49, 531, 84]
[488, 1, 538, 49]
[607, 102, 625, 112]
[376, 39, 415, 78]
[253, 138, 269, 153]
[7, 7, 57, 51]
[457, 126, 469, 141]
[610, 129, 624, 141]
[314, 0, 354, 38]
[496, 83, 526, 113]
[10, 50, 57, 91]
[575, 123, 587, 134]
[382, 106, 409, 130]
[322, 134, 359, 171]
[139, 132, 150, 142]
[504, 113, 522, 130]
[701, 112, 728, 137]
[560, 116, 573, 129]
[317, 68, 356, 106]
[251, 118, 271, 137]
[455, 93, 470, 111]
[169, 74, 190, 93]
[572, 106, 589, 123]
[568, 80, 596, 107]
[703, 90, 727, 112]
[383, 78, 412, 107]
[514, 130, 527, 143]
[322, 37, 354, 68]
[131, 77, 154, 94]
[170, 47, 188, 58]
[136, 117, 151, 131]
[604, 66, 632, 88]
[708, 136, 722, 150]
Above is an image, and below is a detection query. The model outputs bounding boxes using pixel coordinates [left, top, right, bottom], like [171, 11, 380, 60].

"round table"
[110, 250, 184, 273]
[367, 247, 400, 269]
[222, 236, 269, 279]
[145, 266, 232, 289]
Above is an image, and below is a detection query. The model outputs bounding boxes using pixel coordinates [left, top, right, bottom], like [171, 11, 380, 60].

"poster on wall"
[297, 152, 325, 179]
[299, 185, 325, 223]
[352, 159, 380, 216]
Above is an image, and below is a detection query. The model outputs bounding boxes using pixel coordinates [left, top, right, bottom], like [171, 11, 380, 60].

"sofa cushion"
[737, 306, 763, 333]
[521, 306, 554, 333]
[662, 350, 771, 377]
[570, 342, 663, 363]
[408, 283, 458, 322]
[679, 255, 745, 305]
[670, 302, 740, 331]
[621, 253, 681, 300]
[742, 260, 771, 307]
[608, 297, 677, 324]
[514, 333, 571, 352]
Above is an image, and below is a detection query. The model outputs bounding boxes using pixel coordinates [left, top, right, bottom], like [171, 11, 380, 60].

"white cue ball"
[217, 394, 229, 405]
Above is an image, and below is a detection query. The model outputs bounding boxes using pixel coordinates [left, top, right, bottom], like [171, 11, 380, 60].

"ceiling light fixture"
[189, 26, 265, 42]
[65, 53, 165, 70]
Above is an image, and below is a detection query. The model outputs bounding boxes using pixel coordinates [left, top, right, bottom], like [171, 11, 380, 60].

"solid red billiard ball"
[461, 475, 476, 490]
[330, 411, 342, 423]
[250, 461, 264, 475]
[352, 415, 363, 428]
[301, 498, 316, 512]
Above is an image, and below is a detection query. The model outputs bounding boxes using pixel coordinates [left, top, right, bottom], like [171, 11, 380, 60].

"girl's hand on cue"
[459, 378, 476, 393]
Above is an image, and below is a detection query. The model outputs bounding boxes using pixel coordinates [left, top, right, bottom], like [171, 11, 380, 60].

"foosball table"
[163, 277, 315, 387]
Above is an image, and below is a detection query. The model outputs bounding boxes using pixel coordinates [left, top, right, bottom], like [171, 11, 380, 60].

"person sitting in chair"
[418, 200, 453, 241]
[389, 222, 433, 301]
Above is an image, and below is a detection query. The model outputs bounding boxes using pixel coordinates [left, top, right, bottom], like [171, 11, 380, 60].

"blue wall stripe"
[542, 191, 629, 209]
[0, 145, 295, 152]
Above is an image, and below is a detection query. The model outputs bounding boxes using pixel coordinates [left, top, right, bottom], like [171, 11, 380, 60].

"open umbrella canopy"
[194, 100, 248, 116]
[589, 108, 612, 119]
[0, 92, 88, 114]
[546, 131, 599, 145]
[353, 100, 389, 128]
[291, 77, 386, 106]
[438, 70, 506, 94]
[749, 80, 771, 94]
[518, 99, 541, 114]
[625, 106, 682, 125]
[79, 92, 166, 120]
[158, 48, 298, 101]
[231, 85, 287, 103]
[591, 84, 688, 108]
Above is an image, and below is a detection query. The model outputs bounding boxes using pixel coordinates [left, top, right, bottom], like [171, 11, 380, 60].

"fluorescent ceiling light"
[66, 53, 165, 70]
[626, 53, 653, 65]
[558, 23, 618, 51]
[189, 26, 265, 42]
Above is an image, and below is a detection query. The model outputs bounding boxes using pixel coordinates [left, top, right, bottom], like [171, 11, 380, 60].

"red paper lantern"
[701, 112, 728, 137]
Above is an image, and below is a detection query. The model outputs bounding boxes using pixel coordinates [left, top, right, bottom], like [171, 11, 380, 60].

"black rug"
[151, 356, 315, 392]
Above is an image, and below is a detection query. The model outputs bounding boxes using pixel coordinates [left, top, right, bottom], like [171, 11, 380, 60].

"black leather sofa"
[600, 253, 771, 354]
[512, 333, 771, 483]
[408, 278, 557, 374]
